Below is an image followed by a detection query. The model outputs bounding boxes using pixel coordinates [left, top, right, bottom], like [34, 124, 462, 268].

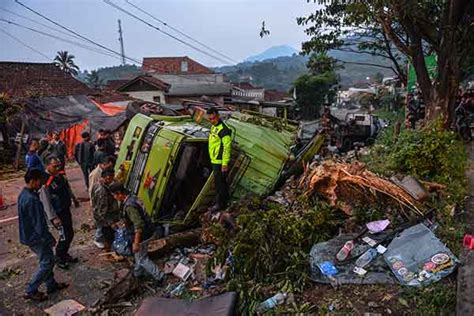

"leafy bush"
[209, 198, 342, 315]
[364, 119, 468, 204]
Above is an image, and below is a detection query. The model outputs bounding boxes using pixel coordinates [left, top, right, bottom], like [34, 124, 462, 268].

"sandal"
[23, 291, 48, 302]
[336, 240, 355, 262]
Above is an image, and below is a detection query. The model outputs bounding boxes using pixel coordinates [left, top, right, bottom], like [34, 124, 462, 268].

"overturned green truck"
[115, 110, 324, 224]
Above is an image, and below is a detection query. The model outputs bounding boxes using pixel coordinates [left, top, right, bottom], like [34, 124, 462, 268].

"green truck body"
[115, 112, 318, 223]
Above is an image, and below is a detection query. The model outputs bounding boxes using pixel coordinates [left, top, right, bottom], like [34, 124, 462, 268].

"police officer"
[206, 107, 232, 211]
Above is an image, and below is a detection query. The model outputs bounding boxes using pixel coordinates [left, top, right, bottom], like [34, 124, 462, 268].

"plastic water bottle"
[355, 248, 378, 268]
[256, 293, 287, 314]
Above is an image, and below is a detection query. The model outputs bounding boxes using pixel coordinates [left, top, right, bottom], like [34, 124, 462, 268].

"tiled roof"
[264, 89, 289, 102]
[106, 79, 131, 91]
[0, 62, 91, 99]
[142, 56, 214, 74]
[89, 91, 136, 104]
[117, 75, 171, 92]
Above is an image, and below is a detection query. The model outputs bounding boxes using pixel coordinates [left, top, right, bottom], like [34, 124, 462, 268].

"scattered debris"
[383, 223, 459, 286]
[390, 175, 428, 201]
[172, 263, 193, 281]
[135, 292, 238, 316]
[256, 292, 288, 314]
[366, 219, 390, 234]
[44, 299, 85, 316]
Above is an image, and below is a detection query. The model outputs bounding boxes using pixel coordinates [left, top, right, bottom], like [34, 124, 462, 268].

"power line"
[0, 7, 84, 42]
[14, 0, 141, 64]
[0, 28, 51, 60]
[125, 0, 238, 64]
[0, 18, 125, 62]
[103, 0, 231, 65]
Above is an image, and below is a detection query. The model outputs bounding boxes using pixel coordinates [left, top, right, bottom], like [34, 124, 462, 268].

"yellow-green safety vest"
[208, 120, 232, 166]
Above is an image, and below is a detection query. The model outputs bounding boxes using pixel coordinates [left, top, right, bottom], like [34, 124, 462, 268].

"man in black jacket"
[74, 131, 95, 189]
[42, 157, 79, 269]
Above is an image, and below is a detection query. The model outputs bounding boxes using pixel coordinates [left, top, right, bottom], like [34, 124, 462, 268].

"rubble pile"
[298, 160, 425, 216]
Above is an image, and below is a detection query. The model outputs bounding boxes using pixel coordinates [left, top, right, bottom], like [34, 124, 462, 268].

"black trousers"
[80, 164, 92, 188]
[212, 164, 229, 209]
[55, 208, 74, 260]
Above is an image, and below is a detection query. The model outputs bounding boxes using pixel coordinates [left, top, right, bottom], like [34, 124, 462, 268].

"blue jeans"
[134, 238, 163, 281]
[95, 225, 104, 242]
[27, 243, 57, 294]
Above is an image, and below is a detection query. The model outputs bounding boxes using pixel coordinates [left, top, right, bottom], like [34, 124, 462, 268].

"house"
[0, 61, 91, 99]
[142, 56, 232, 105]
[116, 75, 170, 104]
[231, 82, 265, 101]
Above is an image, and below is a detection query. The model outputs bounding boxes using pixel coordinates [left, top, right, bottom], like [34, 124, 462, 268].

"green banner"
[407, 54, 437, 92]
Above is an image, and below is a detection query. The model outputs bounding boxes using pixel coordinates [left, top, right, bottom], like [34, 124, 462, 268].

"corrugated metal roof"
[226, 112, 298, 196]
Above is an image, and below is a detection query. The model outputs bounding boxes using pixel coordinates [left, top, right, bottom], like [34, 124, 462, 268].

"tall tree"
[300, 0, 474, 127]
[298, 2, 408, 85]
[54, 51, 79, 76]
[293, 53, 338, 119]
[85, 70, 103, 89]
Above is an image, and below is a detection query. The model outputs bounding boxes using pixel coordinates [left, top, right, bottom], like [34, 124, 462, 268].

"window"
[181, 61, 188, 72]
[153, 96, 161, 103]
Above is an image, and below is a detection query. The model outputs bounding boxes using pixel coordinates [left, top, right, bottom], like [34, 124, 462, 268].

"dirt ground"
[0, 164, 131, 315]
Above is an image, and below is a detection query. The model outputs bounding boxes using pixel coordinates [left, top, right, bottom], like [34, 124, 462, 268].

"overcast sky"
[0, 0, 318, 70]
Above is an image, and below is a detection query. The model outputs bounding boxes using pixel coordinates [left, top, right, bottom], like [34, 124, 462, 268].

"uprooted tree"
[299, 0, 474, 127]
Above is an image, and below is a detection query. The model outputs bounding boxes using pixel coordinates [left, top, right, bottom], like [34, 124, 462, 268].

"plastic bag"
[112, 227, 133, 257]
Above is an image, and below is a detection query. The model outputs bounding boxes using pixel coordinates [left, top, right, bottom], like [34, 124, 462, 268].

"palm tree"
[85, 70, 103, 89]
[54, 51, 79, 76]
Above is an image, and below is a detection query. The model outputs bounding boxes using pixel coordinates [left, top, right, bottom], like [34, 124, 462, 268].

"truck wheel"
[341, 138, 352, 152]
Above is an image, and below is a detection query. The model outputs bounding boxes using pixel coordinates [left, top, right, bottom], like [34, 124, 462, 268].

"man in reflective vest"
[207, 107, 232, 211]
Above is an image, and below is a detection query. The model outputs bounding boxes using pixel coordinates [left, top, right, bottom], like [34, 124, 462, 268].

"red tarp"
[91, 100, 126, 116]
[59, 119, 89, 159]
[58, 100, 125, 159]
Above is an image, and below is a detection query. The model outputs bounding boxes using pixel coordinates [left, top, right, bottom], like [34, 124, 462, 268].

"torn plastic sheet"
[366, 219, 390, 234]
[383, 223, 459, 287]
[309, 234, 396, 285]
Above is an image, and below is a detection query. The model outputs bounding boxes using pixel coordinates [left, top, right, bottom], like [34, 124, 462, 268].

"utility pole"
[118, 19, 126, 65]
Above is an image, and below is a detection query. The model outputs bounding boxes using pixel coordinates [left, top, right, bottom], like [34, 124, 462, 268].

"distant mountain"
[215, 50, 395, 92]
[245, 45, 299, 62]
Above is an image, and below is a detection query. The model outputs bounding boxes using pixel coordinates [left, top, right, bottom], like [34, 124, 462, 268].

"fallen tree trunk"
[148, 228, 202, 258]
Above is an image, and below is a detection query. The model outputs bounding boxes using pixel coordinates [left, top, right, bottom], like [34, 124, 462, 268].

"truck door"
[137, 128, 183, 217]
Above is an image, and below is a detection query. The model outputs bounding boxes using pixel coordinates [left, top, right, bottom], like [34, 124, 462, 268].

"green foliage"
[210, 199, 342, 315]
[297, 1, 407, 83]
[85, 70, 103, 89]
[54, 51, 79, 76]
[364, 119, 468, 204]
[294, 52, 338, 119]
[0, 93, 23, 124]
[401, 279, 457, 315]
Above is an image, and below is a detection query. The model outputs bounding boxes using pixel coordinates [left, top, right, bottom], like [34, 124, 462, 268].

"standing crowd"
[19, 128, 164, 302]
[18, 108, 232, 302]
